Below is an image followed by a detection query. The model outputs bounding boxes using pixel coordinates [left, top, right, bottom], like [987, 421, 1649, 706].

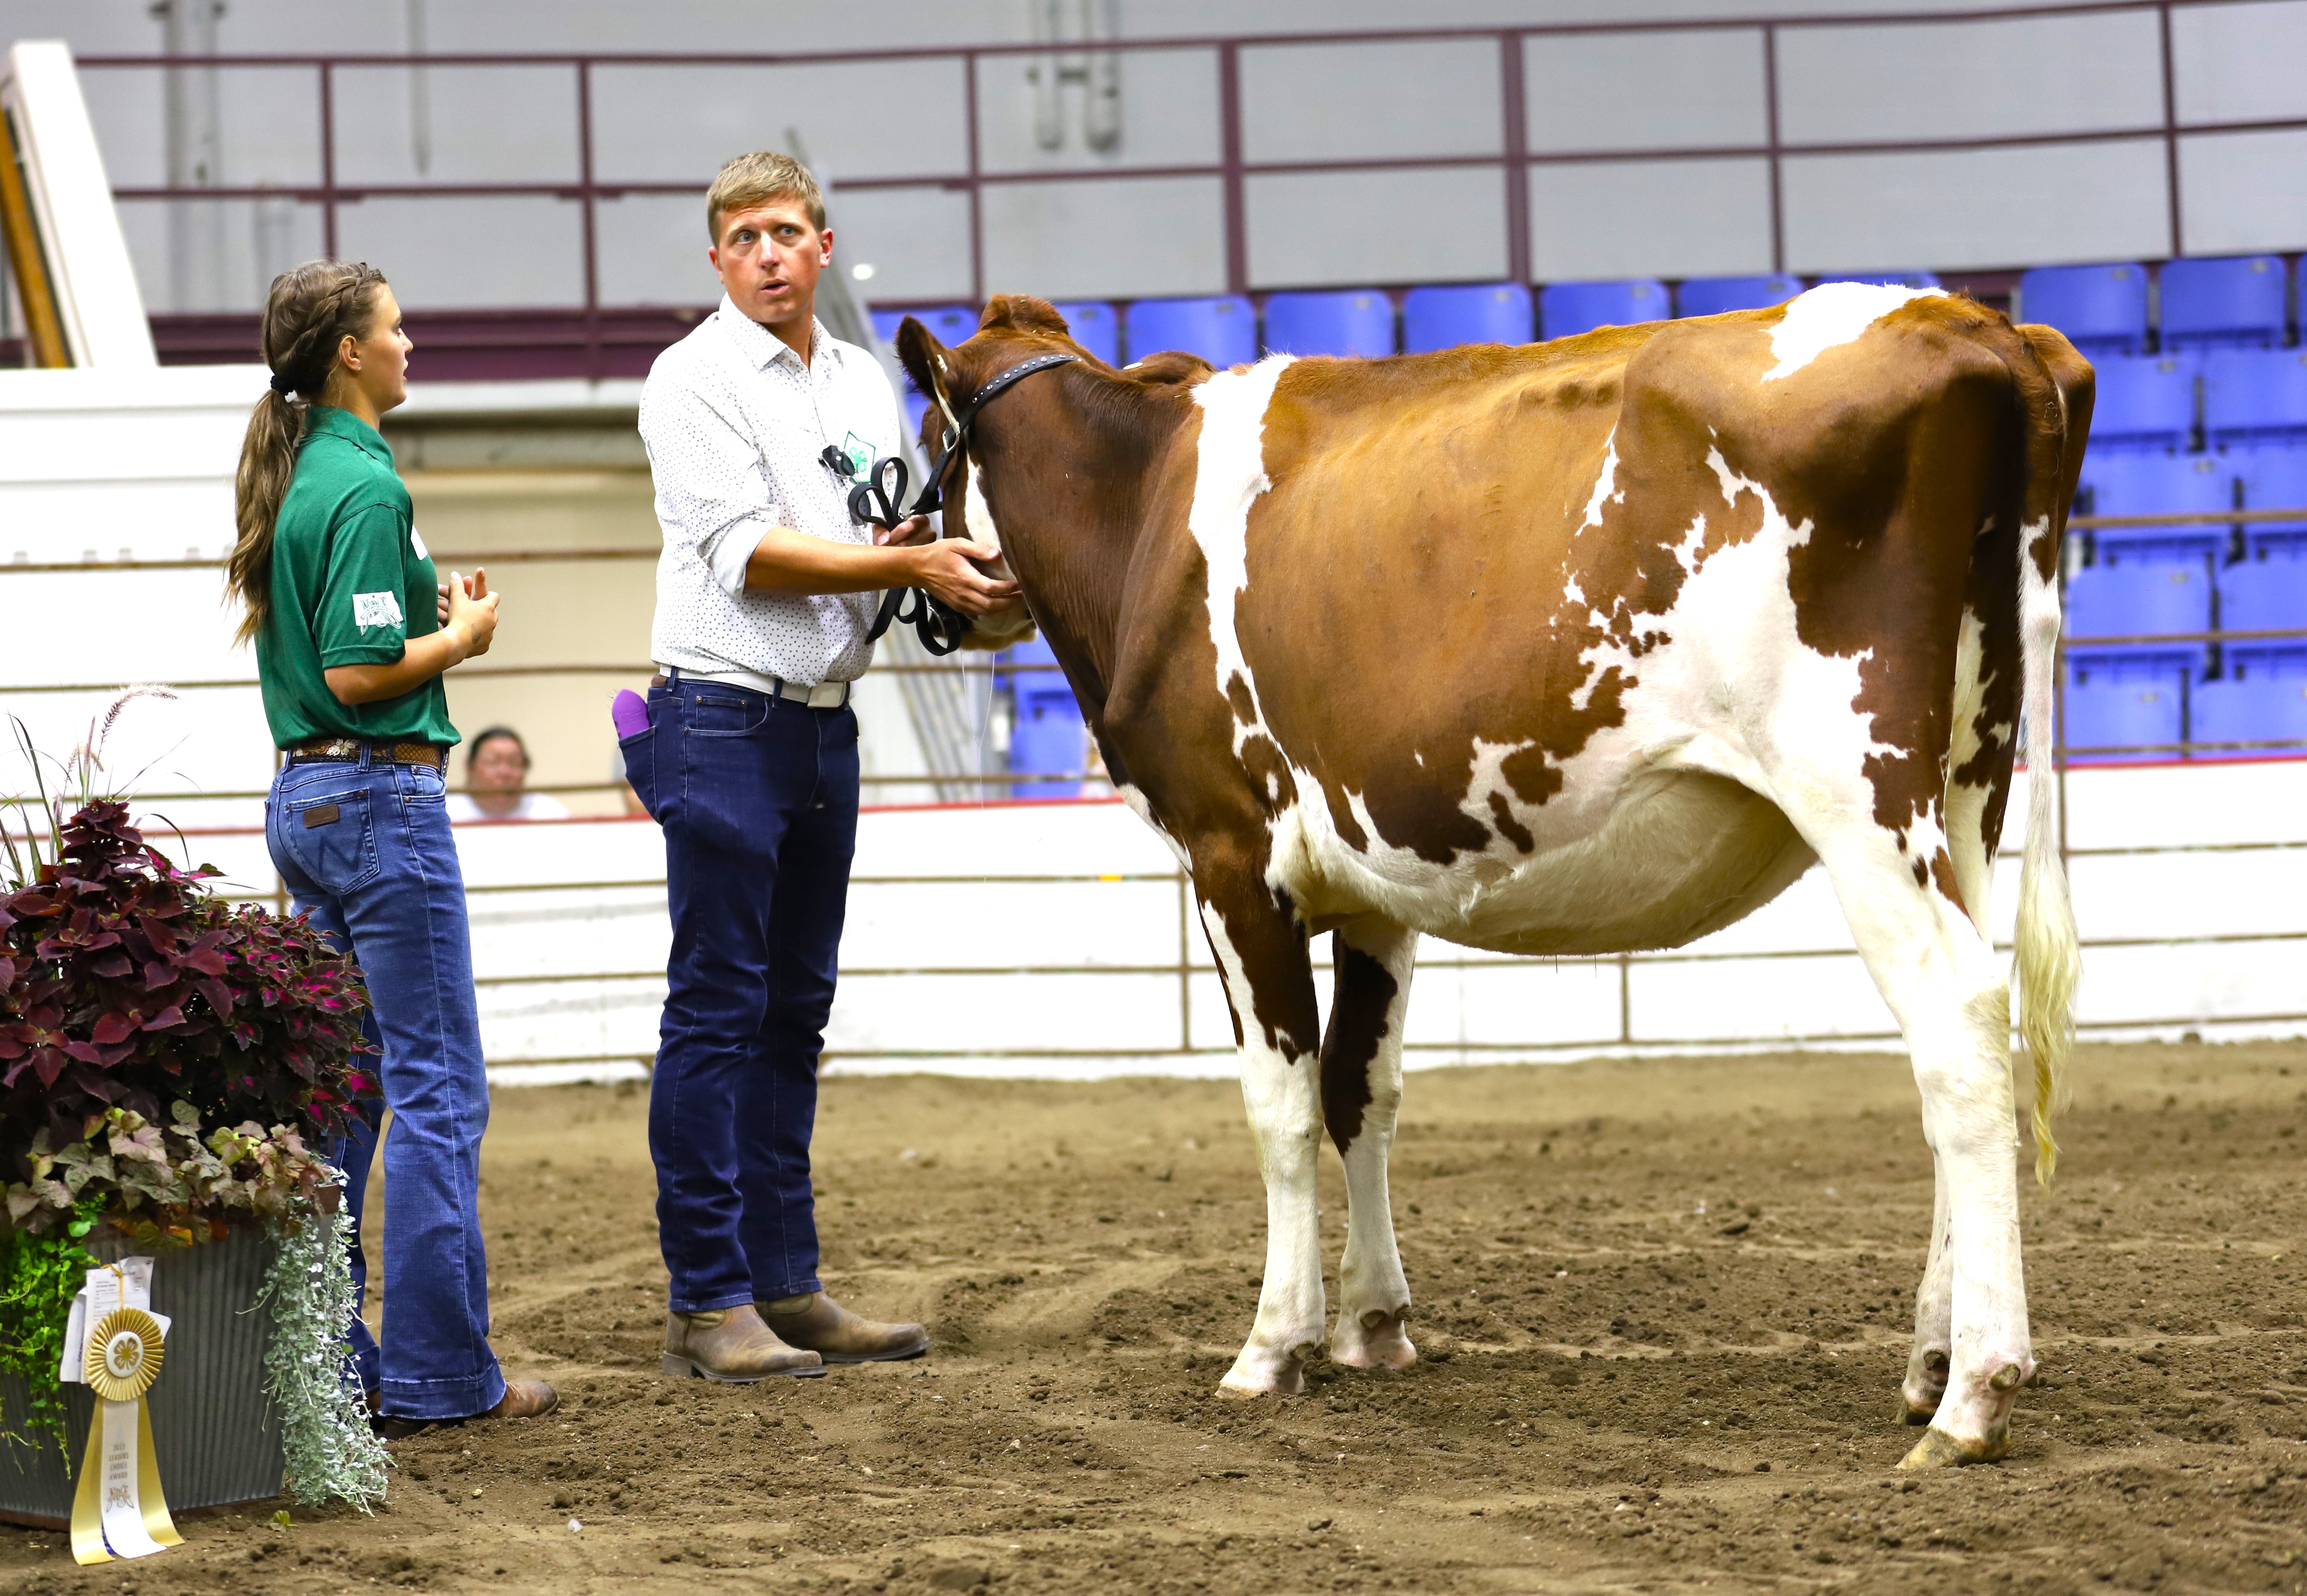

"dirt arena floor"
[2, 1038, 2304, 1595]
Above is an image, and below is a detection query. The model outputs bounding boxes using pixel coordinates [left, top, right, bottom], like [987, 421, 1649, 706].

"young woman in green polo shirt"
[225, 259, 554, 1436]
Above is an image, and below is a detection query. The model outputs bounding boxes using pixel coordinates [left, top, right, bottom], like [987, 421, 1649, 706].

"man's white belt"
[779, 679, 852, 709]
[658, 666, 852, 709]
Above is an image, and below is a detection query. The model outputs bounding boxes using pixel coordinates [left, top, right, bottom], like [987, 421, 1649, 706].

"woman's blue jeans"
[265, 754, 506, 1421]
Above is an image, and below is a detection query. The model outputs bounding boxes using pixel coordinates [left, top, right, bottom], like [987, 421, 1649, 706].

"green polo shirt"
[255, 406, 459, 749]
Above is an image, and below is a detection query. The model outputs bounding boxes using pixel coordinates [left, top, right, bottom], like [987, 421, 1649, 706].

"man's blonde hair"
[706, 151, 826, 242]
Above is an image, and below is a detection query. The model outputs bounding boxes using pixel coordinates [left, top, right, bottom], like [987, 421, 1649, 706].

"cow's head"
[888, 296, 1103, 651]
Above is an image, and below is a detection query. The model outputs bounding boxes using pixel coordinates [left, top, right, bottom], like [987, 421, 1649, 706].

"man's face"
[709, 196, 831, 330]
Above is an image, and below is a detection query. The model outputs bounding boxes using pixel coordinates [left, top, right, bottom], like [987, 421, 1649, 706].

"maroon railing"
[44, 0, 2306, 381]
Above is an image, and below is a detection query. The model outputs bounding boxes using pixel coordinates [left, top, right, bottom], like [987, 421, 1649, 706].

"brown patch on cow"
[1910, 856, 1929, 887]
[1225, 673, 1258, 725]
[1325, 788, 1370, 852]
[1319, 941, 1398, 1153]
[1929, 847, 1968, 915]
[1487, 790, 1535, 853]
[1239, 733, 1298, 817]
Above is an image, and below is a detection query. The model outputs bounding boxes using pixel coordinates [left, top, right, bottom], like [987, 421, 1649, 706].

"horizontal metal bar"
[65, 9, 2294, 72]
[483, 1002, 2307, 1071]
[94, 112, 2307, 208]
[2073, 507, 2307, 529]
[465, 927, 2307, 990]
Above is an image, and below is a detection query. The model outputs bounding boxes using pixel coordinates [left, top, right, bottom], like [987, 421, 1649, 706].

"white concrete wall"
[14, 0, 2304, 316]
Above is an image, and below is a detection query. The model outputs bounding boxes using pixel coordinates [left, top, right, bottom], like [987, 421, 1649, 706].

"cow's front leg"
[1199, 883, 1325, 1397]
[1323, 916, 1418, 1371]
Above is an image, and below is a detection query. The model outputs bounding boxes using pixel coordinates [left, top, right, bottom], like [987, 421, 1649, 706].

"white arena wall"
[143, 764, 2307, 1087]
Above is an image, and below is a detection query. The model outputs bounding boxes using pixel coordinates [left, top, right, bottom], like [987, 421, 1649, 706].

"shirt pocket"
[281, 785, 382, 896]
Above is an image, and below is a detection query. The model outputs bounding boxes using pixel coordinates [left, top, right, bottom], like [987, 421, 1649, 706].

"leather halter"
[837, 349, 1079, 656]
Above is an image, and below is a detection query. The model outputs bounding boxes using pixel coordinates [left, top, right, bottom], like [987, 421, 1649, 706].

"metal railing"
[66, 0, 2307, 377]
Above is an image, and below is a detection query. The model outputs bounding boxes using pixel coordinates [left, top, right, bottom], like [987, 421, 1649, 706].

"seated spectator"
[446, 726, 569, 822]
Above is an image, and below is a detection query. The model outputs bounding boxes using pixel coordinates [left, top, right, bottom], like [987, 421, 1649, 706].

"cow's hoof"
[1217, 1345, 1316, 1397]
[1900, 1349, 1949, 1424]
[1332, 1307, 1415, 1371]
[1895, 1424, 2008, 1471]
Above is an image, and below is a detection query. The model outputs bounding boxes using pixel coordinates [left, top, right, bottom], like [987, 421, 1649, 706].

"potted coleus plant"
[0, 767, 388, 1526]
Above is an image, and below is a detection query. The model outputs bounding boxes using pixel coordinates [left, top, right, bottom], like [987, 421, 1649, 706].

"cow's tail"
[2009, 324, 2091, 1189]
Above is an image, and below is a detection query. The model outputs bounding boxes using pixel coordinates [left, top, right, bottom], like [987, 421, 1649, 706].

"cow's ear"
[894, 316, 954, 421]
[979, 294, 1072, 339]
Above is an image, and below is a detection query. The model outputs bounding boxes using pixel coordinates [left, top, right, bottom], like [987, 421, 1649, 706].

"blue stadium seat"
[2088, 352, 2199, 454]
[1674, 274, 1804, 318]
[1051, 300, 1121, 365]
[1814, 271, 1942, 289]
[2239, 448, 2307, 558]
[2060, 665, 2184, 764]
[871, 305, 978, 348]
[2014, 262, 2149, 356]
[2076, 452, 2234, 565]
[2219, 555, 2307, 681]
[1539, 279, 1669, 341]
[2158, 255, 2289, 350]
[2189, 673, 2307, 759]
[1124, 296, 1257, 368]
[2203, 348, 2307, 450]
[1001, 638, 1084, 800]
[1262, 289, 1395, 357]
[2064, 561, 2211, 675]
[1401, 283, 1532, 352]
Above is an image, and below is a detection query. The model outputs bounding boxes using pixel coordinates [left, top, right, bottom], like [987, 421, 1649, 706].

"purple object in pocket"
[611, 688, 650, 740]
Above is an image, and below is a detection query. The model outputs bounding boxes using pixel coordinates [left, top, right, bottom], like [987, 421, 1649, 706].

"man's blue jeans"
[624, 675, 859, 1313]
[265, 754, 506, 1421]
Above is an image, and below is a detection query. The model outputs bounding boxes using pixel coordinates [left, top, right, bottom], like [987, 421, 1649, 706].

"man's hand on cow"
[907, 539, 1021, 618]
[873, 514, 936, 549]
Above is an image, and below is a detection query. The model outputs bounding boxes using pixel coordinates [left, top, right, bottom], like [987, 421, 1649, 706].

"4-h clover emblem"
[837, 433, 873, 482]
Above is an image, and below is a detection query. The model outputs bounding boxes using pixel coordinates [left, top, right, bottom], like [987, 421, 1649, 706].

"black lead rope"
[825, 350, 1079, 658]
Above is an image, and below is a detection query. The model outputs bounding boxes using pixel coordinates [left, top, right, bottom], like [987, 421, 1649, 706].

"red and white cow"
[897, 282, 2089, 1468]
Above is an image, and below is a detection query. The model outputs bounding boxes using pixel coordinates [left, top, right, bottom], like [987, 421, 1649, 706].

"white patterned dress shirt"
[641, 297, 903, 688]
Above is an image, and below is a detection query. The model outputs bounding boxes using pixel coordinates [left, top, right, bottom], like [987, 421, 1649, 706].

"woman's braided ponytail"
[226, 261, 389, 644]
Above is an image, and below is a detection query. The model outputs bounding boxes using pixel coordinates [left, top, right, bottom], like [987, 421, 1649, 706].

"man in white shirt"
[627, 152, 1017, 1384]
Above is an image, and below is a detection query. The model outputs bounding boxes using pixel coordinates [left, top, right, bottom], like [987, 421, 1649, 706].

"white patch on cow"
[1201, 903, 1328, 1395]
[960, 454, 1002, 556]
[1189, 355, 1297, 742]
[1942, 601, 2006, 936]
[1115, 781, 1190, 869]
[1761, 282, 1944, 385]
[1573, 429, 1620, 537]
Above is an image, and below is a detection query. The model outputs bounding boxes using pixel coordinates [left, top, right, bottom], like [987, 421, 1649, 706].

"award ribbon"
[69, 1305, 181, 1565]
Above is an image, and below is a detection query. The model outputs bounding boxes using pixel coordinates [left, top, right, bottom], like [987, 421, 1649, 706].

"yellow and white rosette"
[70, 1307, 182, 1565]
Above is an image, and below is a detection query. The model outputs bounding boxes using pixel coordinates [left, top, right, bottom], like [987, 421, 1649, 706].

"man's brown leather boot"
[663, 1303, 826, 1381]
[759, 1292, 929, 1364]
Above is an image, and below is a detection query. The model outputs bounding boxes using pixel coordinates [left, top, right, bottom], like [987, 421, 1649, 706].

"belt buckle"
[806, 681, 845, 710]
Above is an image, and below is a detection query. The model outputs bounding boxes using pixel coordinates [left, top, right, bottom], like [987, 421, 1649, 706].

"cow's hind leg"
[1322, 916, 1418, 1370]
[1199, 879, 1327, 1397]
[1903, 1160, 1954, 1423]
[1784, 805, 2033, 1467]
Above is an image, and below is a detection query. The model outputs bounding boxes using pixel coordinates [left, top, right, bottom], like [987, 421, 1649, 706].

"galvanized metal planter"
[0, 1223, 284, 1527]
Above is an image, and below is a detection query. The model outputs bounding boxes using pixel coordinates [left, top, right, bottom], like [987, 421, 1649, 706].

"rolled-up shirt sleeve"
[640, 380, 789, 600]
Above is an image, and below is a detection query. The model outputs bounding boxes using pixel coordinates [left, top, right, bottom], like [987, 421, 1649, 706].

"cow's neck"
[972, 371, 1181, 717]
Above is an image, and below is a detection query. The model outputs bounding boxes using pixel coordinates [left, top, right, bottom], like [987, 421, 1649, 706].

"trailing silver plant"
[257, 1191, 389, 1509]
